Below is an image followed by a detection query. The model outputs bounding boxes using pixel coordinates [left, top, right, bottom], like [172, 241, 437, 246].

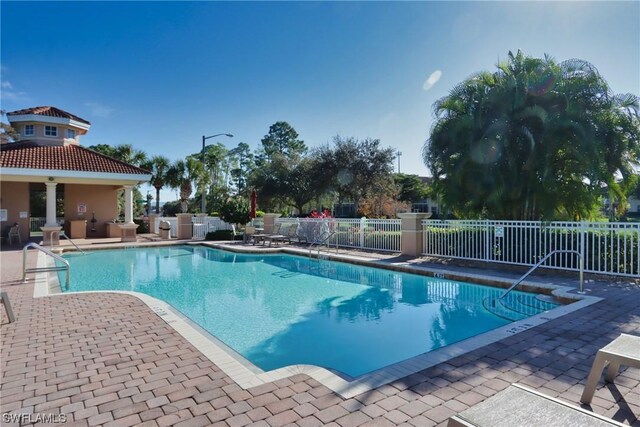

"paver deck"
[1, 247, 639, 426]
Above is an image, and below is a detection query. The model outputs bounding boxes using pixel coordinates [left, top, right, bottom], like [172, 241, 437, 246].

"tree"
[315, 136, 396, 214]
[394, 174, 429, 203]
[142, 155, 171, 214]
[258, 121, 307, 161]
[87, 143, 148, 166]
[228, 142, 255, 195]
[424, 50, 640, 220]
[166, 158, 204, 213]
[1, 110, 20, 144]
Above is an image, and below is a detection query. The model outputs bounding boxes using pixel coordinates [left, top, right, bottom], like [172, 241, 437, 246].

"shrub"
[219, 197, 251, 225]
[205, 230, 241, 241]
[133, 218, 149, 233]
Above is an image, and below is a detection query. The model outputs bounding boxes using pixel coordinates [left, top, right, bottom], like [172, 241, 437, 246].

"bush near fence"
[423, 225, 639, 276]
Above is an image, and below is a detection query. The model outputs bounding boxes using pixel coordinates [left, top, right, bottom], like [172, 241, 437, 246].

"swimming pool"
[59, 245, 558, 377]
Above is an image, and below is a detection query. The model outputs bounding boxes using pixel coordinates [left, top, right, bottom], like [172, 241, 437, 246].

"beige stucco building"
[1, 106, 151, 245]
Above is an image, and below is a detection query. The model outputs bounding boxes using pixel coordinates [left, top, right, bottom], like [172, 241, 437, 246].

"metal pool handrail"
[22, 242, 70, 290]
[499, 249, 584, 299]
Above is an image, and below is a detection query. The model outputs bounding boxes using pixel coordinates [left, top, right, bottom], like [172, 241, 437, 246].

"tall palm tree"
[166, 158, 204, 213]
[143, 155, 171, 214]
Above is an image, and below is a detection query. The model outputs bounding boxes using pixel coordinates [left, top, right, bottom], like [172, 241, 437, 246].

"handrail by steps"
[23, 242, 70, 290]
[499, 249, 584, 299]
[308, 231, 338, 258]
[50, 230, 86, 254]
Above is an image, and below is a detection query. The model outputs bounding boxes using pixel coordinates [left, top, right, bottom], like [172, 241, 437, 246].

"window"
[45, 126, 58, 137]
[23, 124, 34, 136]
[66, 129, 76, 138]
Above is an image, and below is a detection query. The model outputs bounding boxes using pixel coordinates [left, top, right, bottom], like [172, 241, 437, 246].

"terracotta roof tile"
[0, 141, 150, 175]
[7, 106, 91, 125]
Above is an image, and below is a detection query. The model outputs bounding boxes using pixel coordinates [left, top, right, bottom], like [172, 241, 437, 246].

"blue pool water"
[59, 246, 558, 377]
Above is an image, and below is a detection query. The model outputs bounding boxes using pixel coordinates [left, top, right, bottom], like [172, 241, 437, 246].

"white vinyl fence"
[192, 216, 234, 239]
[422, 220, 640, 277]
[277, 217, 402, 252]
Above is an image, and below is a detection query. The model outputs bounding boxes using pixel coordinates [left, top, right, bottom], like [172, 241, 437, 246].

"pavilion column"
[123, 185, 134, 224]
[42, 182, 62, 246]
[118, 185, 139, 242]
[45, 182, 58, 227]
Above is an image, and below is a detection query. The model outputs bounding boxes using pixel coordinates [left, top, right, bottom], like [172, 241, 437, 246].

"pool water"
[59, 246, 558, 377]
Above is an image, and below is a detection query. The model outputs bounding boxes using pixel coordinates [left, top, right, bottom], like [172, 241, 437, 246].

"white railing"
[29, 217, 64, 232]
[422, 220, 639, 277]
[277, 217, 402, 252]
[192, 216, 234, 239]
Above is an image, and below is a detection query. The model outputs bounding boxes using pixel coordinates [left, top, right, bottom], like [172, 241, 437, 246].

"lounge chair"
[448, 383, 625, 427]
[252, 223, 281, 245]
[581, 333, 640, 404]
[264, 223, 299, 247]
[243, 225, 257, 244]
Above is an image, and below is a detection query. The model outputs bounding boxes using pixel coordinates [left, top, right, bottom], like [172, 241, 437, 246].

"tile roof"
[7, 106, 91, 125]
[0, 141, 150, 175]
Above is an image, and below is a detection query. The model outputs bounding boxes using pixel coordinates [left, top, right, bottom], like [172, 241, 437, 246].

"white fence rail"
[192, 216, 234, 239]
[422, 220, 639, 277]
[277, 218, 402, 252]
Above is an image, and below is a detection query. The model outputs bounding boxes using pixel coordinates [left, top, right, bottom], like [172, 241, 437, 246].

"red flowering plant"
[306, 209, 334, 242]
[308, 209, 332, 218]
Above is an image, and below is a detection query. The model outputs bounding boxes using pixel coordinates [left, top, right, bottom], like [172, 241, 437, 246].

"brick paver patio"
[1, 248, 639, 426]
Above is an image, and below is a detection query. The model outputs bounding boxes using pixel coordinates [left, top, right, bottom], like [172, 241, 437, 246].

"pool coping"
[32, 243, 604, 399]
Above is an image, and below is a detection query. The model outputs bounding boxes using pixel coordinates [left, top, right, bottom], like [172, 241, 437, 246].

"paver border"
[31, 243, 603, 398]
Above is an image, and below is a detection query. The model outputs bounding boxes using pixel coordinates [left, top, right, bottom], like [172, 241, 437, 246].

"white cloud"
[1, 81, 13, 89]
[422, 70, 442, 91]
[85, 102, 114, 118]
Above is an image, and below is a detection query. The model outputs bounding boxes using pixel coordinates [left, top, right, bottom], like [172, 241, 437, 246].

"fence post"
[149, 214, 159, 234]
[360, 217, 367, 248]
[485, 220, 491, 262]
[398, 213, 430, 256]
[580, 220, 586, 271]
[263, 213, 281, 234]
[176, 213, 193, 240]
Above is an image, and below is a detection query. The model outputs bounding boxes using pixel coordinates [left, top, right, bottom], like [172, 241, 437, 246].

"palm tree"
[143, 156, 171, 214]
[424, 50, 639, 220]
[166, 158, 204, 213]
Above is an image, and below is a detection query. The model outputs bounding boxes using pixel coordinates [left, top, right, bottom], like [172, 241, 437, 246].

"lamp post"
[201, 133, 234, 214]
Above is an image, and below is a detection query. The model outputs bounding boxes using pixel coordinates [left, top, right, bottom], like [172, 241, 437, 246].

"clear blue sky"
[2, 1, 639, 201]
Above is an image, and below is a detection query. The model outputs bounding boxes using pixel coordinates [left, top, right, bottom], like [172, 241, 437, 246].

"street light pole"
[201, 133, 234, 214]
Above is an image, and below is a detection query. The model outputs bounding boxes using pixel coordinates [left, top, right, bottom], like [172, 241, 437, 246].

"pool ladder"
[22, 243, 70, 290]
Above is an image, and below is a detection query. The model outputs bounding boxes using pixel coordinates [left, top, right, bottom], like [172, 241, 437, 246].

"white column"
[123, 185, 134, 224]
[45, 182, 58, 227]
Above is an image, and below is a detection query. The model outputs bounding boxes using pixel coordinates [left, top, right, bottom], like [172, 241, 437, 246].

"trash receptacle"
[159, 221, 171, 239]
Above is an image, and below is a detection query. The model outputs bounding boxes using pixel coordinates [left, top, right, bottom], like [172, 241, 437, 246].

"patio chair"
[252, 222, 281, 246]
[448, 384, 625, 427]
[264, 223, 299, 247]
[8, 224, 21, 246]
